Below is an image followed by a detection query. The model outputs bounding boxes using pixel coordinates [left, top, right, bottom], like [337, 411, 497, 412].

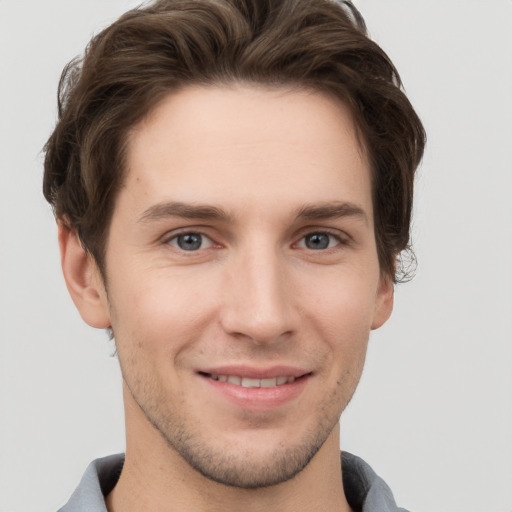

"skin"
[60, 84, 393, 512]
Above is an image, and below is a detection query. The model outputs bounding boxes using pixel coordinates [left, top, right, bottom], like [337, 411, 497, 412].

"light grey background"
[0, 1, 511, 511]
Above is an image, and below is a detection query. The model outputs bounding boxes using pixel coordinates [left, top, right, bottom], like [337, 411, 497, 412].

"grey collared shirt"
[58, 452, 409, 512]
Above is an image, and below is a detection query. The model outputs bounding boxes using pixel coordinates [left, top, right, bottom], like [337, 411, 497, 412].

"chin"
[164, 430, 331, 489]
[140, 399, 343, 489]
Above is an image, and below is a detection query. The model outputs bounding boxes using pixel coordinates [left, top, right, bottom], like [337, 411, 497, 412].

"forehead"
[121, 84, 372, 220]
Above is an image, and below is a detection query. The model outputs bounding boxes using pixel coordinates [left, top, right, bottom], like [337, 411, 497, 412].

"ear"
[58, 221, 111, 329]
[371, 274, 394, 330]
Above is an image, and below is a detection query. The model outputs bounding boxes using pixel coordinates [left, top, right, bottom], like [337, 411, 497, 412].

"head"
[43, 0, 425, 284]
[43, 0, 425, 493]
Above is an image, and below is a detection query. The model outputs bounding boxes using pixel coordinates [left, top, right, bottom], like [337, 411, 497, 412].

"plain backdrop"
[1, 1, 511, 511]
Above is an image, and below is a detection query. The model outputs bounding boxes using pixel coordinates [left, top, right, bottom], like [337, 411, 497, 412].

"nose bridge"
[220, 241, 295, 343]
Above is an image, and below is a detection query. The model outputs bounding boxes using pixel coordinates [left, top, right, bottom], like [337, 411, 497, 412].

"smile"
[198, 368, 311, 411]
[206, 374, 296, 388]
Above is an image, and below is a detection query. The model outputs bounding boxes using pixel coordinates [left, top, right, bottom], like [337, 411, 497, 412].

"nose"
[219, 247, 298, 345]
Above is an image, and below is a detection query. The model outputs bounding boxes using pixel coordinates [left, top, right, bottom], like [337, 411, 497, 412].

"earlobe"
[371, 275, 394, 330]
[58, 221, 111, 329]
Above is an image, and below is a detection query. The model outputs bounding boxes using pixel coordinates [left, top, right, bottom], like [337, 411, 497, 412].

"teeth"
[242, 377, 261, 388]
[260, 378, 277, 388]
[209, 374, 296, 387]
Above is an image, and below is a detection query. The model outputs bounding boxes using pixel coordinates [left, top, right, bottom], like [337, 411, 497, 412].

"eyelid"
[170, 233, 212, 249]
[161, 225, 212, 240]
[296, 234, 340, 250]
[159, 226, 351, 252]
[162, 228, 218, 251]
[293, 227, 351, 247]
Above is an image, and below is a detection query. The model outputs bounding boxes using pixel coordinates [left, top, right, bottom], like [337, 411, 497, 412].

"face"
[98, 85, 392, 488]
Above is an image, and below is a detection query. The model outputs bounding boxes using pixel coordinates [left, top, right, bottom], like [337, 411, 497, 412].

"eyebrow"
[138, 201, 233, 223]
[137, 200, 368, 225]
[295, 201, 368, 224]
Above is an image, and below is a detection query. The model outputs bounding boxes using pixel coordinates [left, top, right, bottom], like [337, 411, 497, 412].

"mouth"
[197, 367, 312, 411]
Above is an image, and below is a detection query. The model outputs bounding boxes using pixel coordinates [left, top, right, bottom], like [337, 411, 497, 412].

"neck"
[106, 388, 353, 512]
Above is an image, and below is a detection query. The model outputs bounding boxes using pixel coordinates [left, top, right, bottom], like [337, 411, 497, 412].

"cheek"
[108, 270, 218, 357]
[301, 270, 377, 375]
[306, 270, 378, 336]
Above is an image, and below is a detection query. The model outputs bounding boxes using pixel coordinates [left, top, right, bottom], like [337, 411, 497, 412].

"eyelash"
[166, 232, 215, 252]
[295, 231, 346, 251]
[164, 229, 349, 253]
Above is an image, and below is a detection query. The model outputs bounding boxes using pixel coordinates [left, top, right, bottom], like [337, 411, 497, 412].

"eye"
[297, 232, 341, 250]
[168, 232, 213, 251]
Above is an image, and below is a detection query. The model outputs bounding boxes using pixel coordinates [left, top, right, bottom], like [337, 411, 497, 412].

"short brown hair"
[43, 0, 425, 282]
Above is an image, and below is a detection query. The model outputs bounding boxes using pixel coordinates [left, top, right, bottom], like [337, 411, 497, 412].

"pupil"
[178, 233, 202, 251]
[306, 233, 329, 250]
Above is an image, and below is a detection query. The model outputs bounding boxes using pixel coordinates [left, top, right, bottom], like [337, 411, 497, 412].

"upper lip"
[198, 365, 311, 379]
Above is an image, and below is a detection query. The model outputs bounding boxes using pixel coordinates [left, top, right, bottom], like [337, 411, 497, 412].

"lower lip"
[201, 375, 310, 411]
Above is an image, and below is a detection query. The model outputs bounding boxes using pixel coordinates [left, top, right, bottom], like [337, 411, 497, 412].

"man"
[43, 0, 425, 510]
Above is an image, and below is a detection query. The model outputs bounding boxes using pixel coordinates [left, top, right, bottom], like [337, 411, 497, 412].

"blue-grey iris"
[177, 233, 203, 251]
[305, 233, 330, 250]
